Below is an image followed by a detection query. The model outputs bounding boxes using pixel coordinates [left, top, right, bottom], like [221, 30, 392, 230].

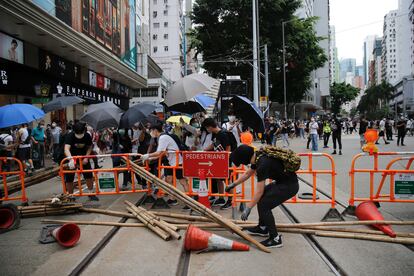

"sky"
[330, 0, 398, 65]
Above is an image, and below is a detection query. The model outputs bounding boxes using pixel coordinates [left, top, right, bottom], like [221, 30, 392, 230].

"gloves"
[141, 154, 150, 162]
[225, 183, 237, 193]
[68, 158, 75, 170]
[241, 207, 252, 221]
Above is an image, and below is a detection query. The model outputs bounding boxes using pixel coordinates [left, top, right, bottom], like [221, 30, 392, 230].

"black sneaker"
[209, 196, 216, 202]
[220, 200, 233, 210]
[260, 234, 283, 248]
[339, 151, 342, 155]
[88, 195, 99, 201]
[245, 226, 269, 237]
[183, 205, 190, 210]
[211, 198, 225, 207]
[331, 151, 336, 155]
[167, 199, 178, 206]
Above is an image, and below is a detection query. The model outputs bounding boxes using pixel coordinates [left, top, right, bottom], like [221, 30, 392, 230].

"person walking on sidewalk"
[359, 116, 368, 149]
[331, 116, 342, 155]
[323, 121, 331, 148]
[226, 145, 299, 248]
[309, 117, 319, 151]
[31, 121, 46, 169]
[376, 118, 390, 145]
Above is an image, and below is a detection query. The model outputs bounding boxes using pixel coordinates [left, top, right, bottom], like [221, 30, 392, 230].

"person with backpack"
[0, 128, 15, 171]
[226, 144, 299, 248]
[331, 116, 343, 155]
[16, 123, 34, 174]
[202, 118, 237, 210]
[140, 124, 189, 207]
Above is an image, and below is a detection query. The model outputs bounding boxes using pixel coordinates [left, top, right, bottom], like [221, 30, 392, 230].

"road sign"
[182, 151, 229, 179]
[395, 173, 414, 199]
[259, 96, 268, 108]
[98, 172, 116, 192]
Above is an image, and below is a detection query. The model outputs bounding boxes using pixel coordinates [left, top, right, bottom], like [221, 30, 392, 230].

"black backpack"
[22, 128, 32, 144]
[161, 133, 189, 151]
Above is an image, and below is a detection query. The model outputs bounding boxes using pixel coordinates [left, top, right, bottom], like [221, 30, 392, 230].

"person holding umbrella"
[64, 122, 99, 201]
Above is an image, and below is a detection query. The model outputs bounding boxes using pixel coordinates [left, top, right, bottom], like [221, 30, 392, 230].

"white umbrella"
[164, 74, 217, 106]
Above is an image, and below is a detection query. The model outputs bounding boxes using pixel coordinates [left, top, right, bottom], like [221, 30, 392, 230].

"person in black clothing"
[331, 117, 342, 155]
[226, 145, 299, 248]
[112, 129, 132, 189]
[396, 117, 407, 146]
[202, 118, 233, 209]
[385, 118, 393, 141]
[64, 122, 98, 201]
[359, 116, 368, 149]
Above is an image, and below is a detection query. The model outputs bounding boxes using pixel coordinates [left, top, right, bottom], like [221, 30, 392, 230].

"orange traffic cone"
[0, 204, 20, 233]
[355, 201, 396, 238]
[197, 170, 211, 209]
[184, 224, 249, 252]
[52, 223, 81, 247]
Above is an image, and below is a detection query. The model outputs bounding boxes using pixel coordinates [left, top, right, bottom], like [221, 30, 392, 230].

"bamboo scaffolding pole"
[125, 201, 181, 240]
[128, 161, 271, 253]
[285, 226, 414, 238]
[42, 219, 146, 227]
[136, 206, 179, 232]
[126, 206, 171, 240]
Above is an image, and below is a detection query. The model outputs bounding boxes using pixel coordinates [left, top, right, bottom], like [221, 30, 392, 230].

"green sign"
[192, 178, 200, 192]
[98, 172, 115, 192]
[32, 98, 50, 104]
[395, 173, 414, 199]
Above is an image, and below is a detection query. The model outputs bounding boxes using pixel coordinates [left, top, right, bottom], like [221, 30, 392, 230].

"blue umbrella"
[0, 104, 45, 128]
[194, 94, 215, 107]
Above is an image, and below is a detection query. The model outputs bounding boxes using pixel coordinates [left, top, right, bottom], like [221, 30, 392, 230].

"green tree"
[357, 81, 394, 118]
[190, 0, 327, 110]
[330, 82, 359, 114]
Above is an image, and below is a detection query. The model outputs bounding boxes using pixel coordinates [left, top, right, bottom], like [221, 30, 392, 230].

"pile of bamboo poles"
[126, 160, 272, 253]
[18, 203, 82, 218]
[44, 207, 414, 245]
[1, 166, 60, 195]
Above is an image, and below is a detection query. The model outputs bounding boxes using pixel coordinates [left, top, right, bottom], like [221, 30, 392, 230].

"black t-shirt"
[268, 123, 279, 135]
[65, 132, 92, 156]
[256, 156, 296, 182]
[359, 120, 368, 135]
[212, 130, 230, 151]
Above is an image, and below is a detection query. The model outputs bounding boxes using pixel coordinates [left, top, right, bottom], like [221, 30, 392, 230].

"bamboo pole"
[125, 201, 181, 240]
[136, 206, 179, 232]
[128, 161, 271, 253]
[125, 205, 171, 241]
[80, 207, 136, 219]
[284, 226, 414, 238]
[42, 219, 145, 227]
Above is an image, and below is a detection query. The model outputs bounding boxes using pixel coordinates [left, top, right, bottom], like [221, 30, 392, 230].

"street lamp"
[282, 19, 296, 120]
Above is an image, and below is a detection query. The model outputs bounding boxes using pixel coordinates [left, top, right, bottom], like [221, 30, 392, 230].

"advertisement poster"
[39, 49, 80, 82]
[120, 0, 136, 70]
[55, 0, 72, 26]
[0, 33, 24, 64]
[89, 70, 97, 87]
[96, 73, 105, 89]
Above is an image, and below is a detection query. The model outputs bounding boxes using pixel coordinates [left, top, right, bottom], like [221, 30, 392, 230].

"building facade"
[382, 10, 399, 84]
[363, 35, 377, 85]
[329, 25, 340, 84]
[149, 0, 184, 82]
[397, 0, 412, 80]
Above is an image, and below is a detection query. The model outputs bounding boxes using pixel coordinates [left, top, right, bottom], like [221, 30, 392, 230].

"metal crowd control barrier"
[233, 152, 341, 221]
[0, 157, 27, 204]
[344, 152, 414, 216]
[152, 151, 341, 221]
[59, 154, 150, 197]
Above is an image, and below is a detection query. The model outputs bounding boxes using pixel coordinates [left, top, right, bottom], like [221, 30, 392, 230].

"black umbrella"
[42, 96, 84, 113]
[80, 102, 123, 130]
[119, 103, 157, 129]
[164, 101, 205, 114]
[230, 96, 265, 133]
[142, 114, 163, 125]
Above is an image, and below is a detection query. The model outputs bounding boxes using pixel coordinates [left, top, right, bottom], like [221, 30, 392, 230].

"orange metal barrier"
[345, 152, 414, 215]
[153, 151, 341, 220]
[59, 154, 150, 197]
[0, 157, 27, 203]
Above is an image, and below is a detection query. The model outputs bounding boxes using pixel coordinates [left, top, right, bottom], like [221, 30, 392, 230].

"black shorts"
[164, 167, 184, 179]
[16, 147, 31, 161]
[379, 131, 385, 137]
[64, 162, 93, 183]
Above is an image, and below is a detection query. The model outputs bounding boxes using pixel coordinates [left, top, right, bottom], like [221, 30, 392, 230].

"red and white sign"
[182, 151, 229, 179]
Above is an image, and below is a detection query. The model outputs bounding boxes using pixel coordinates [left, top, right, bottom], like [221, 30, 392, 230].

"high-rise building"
[363, 35, 377, 84]
[329, 25, 340, 84]
[410, 1, 414, 74]
[339, 58, 356, 82]
[397, 0, 412, 79]
[382, 10, 399, 84]
[295, 0, 330, 113]
[150, 0, 184, 82]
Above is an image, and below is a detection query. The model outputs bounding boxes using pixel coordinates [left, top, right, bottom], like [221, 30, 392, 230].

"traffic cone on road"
[184, 224, 249, 252]
[197, 170, 211, 209]
[0, 204, 20, 233]
[52, 223, 81, 247]
[355, 201, 396, 238]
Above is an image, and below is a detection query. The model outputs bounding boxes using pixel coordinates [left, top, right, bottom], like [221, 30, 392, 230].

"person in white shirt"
[0, 129, 15, 171]
[222, 114, 242, 146]
[16, 124, 34, 172]
[376, 118, 389, 145]
[128, 123, 142, 154]
[140, 124, 188, 206]
[309, 117, 319, 151]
